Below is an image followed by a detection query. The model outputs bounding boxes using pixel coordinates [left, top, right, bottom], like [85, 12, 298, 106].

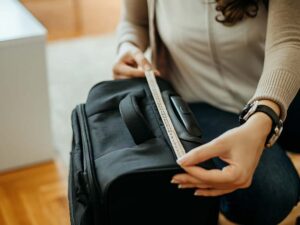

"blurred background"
[0, 0, 298, 224]
[0, 0, 119, 224]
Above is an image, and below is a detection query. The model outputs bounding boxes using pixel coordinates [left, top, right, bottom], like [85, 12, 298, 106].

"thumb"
[177, 140, 225, 166]
[132, 51, 152, 71]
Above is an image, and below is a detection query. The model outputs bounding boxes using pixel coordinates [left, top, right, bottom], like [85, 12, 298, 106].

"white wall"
[0, 0, 54, 171]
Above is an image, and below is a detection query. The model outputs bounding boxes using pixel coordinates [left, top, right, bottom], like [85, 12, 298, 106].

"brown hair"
[215, 0, 268, 26]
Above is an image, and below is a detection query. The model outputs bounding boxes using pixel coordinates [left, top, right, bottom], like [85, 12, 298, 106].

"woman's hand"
[171, 110, 277, 197]
[113, 42, 160, 79]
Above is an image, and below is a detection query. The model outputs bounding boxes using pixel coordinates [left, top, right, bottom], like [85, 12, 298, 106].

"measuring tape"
[145, 70, 186, 159]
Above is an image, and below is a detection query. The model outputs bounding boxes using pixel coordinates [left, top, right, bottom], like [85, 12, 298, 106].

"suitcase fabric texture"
[68, 77, 220, 225]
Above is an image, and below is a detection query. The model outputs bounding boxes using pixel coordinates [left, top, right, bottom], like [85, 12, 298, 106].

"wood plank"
[0, 161, 69, 225]
[0, 187, 18, 225]
[20, 0, 121, 41]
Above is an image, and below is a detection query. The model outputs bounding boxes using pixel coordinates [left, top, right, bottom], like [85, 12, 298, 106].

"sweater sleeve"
[248, 0, 300, 121]
[116, 0, 149, 52]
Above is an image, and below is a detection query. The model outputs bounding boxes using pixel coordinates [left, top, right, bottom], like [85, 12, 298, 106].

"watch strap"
[255, 105, 281, 147]
[239, 102, 283, 148]
[255, 105, 280, 128]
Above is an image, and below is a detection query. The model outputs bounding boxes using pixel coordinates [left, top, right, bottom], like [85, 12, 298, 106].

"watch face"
[240, 101, 283, 148]
[267, 126, 283, 147]
[239, 103, 252, 124]
[240, 101, 259, 124]
[267, 123, 284, 148]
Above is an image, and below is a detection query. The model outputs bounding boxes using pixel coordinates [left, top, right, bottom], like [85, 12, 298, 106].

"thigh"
[188, 102, 240, 142]
[219, 144, 300, 225]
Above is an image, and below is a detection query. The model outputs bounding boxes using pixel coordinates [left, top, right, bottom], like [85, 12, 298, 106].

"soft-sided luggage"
[68, 77, 220, 225]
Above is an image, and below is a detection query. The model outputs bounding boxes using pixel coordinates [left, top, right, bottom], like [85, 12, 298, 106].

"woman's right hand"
[113, 42, 160, 80]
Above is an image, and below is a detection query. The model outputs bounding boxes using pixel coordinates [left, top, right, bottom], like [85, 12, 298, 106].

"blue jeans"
[188, 91, 300, 225]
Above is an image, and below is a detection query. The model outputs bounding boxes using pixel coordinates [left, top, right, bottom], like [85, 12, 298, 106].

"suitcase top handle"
[119, 89, 203, 146]
[119, 92, 155, 144]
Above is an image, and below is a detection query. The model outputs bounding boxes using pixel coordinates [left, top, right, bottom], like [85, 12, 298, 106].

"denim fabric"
[188, 91, 300, 225]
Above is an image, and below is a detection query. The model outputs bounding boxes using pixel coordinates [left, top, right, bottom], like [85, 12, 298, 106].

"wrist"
[258, 99, 281, 117]
[240, 99, 283, 146]
[246, 99, 281, 135]
[244, 112, 273, 138]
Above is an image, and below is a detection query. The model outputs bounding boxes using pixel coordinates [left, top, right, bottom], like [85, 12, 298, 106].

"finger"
[114, 70, 160, 80]
[121, 54, 138, 67]
[183, 165, 239, 185]
[154, 70, 161, 76]
[130, 50, 161, 75]
[171, 173, 216, 187]
[114, 63, 145, 77]
[132, 51, 152, 70]
[172, 173, 201, 184]
[194, 188, 236, 197]
[114, 74, 131, 80]
[178, 183, 212, 189]
[173, 168, 238, 189]
[172, 173, 213, 189]
[177, 140, 225, 166]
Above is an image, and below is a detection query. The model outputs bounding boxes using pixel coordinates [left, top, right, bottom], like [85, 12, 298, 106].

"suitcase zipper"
[77, 104, 101, 202]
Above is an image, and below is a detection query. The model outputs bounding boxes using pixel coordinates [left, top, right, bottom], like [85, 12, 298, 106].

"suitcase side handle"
[161, 91, 203, 144]
[119, 93, 155, 145]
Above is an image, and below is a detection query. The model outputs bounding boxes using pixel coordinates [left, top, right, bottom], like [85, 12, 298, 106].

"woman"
[113, 0, 300, 224]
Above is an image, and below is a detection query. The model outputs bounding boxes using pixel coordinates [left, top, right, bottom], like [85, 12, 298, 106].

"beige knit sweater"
[117, 0, 300, 120]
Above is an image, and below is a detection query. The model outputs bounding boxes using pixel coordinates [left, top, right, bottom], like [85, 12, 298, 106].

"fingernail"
[171, 179, 178, 184]
[155, 70, 161, 76]
[176, 156, 187, 166]
[178, 185, 182, 189]
[194, 191, 201, 196]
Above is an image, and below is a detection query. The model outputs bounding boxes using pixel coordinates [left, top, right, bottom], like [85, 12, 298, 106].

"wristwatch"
[239, 100, 283, 148]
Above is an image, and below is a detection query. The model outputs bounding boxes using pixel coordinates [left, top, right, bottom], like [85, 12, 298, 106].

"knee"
[220, 150, 300, 225]
[258, 182, 299, 224]
[221, 182, 300, 225]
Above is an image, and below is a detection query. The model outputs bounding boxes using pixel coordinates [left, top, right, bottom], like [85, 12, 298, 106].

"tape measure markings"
[145, 70, 186, 159]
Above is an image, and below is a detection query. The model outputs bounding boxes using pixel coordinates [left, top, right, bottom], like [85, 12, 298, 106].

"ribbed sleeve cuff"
[248, 69, 300, 121]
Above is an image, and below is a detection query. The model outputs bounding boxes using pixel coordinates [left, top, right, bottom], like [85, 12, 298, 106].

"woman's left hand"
[171, 112, 275, 197]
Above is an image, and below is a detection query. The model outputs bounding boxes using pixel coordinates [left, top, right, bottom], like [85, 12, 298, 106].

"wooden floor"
[0, 155, 299, 225]
[0, 161, 69, 225]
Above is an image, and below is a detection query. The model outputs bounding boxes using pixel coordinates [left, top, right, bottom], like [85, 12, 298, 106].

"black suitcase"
[68, 77, 220, 225]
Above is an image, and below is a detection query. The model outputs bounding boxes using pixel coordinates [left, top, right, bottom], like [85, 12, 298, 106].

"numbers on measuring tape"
[145, 70, 186, 159]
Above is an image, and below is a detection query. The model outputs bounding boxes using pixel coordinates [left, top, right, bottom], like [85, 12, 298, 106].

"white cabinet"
[0, 0, 54, 171]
